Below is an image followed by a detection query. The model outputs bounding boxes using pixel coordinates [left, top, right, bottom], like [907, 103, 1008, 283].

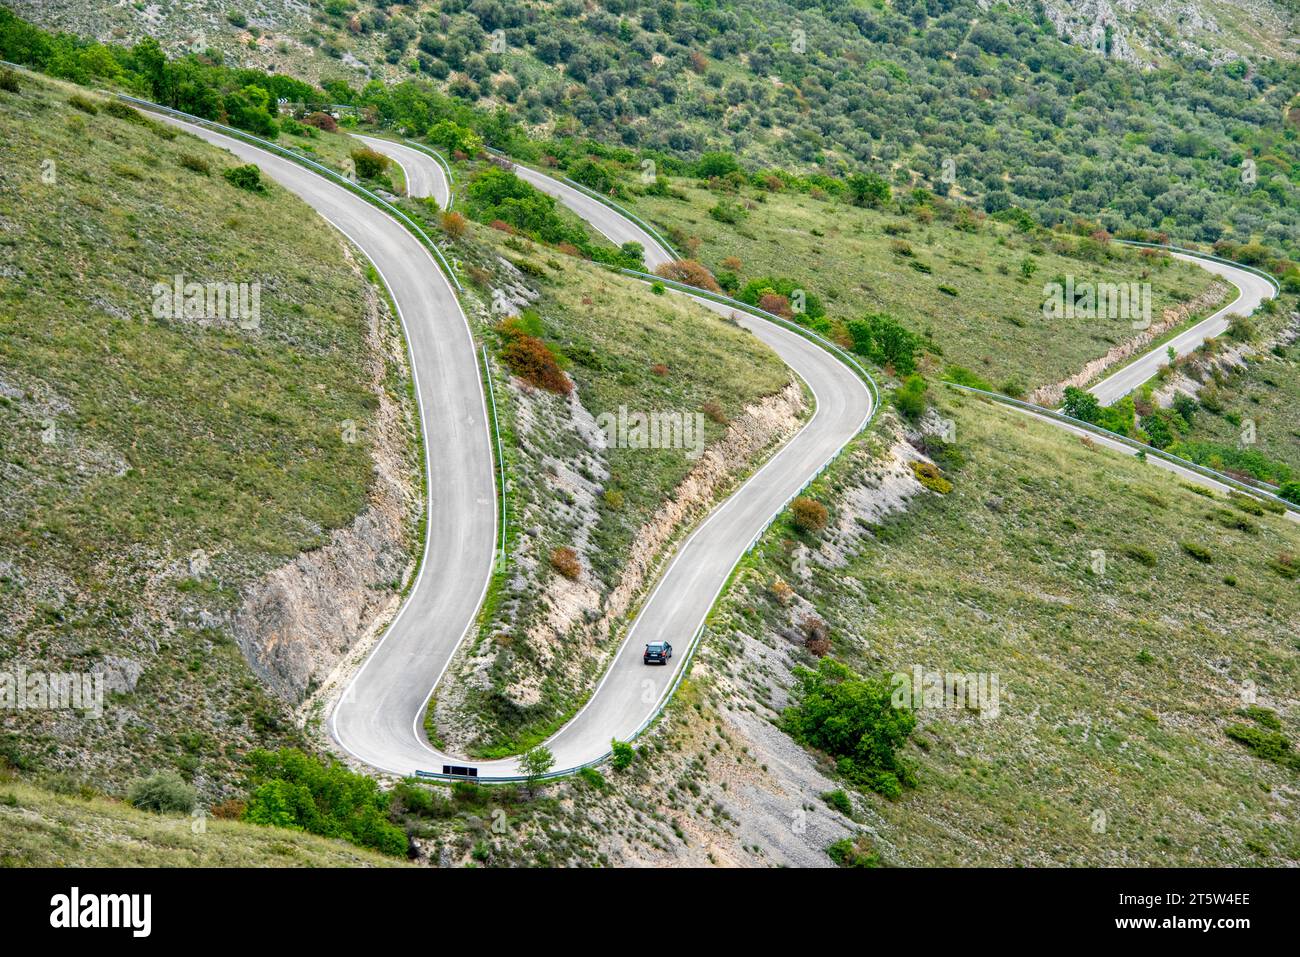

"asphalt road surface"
[353, 134, 451, 209]
[1088, 254, 1275, 406]
[346, 140, 873, 776]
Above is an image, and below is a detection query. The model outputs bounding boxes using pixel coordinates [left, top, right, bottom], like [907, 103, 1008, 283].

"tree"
[847, 172, 891, 208]
[781, 658, 916, 797]
[519, 745, 554, 794]
[844, 313, 921, 375]
[1061, 386, 1101, 423]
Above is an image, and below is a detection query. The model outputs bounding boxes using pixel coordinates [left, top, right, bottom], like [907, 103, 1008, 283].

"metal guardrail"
[481, 346, 508, 573]
[1115, 239, 1282, 296]
[103, 91, 463, 293]
[946, 382, 1299, 513]
[401, 138, 455, 209]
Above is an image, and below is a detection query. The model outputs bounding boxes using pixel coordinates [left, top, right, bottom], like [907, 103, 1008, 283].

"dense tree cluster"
[360, 0, 1299, 261]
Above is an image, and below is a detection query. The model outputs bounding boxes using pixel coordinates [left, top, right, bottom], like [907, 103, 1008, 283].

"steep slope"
[0, 72, 422, 796]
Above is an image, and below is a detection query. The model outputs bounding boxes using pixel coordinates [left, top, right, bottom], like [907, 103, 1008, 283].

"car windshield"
[647, 643, 665, 651]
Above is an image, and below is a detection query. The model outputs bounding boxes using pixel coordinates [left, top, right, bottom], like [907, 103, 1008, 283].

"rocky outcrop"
[232, 247, 421, 704]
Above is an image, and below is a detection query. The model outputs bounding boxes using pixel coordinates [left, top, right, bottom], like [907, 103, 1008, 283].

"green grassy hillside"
[0, 777, 409, 867]
[624, 176, 1216, 390]
[0, 72, 417, 793]
[706, 394, 1300, 866]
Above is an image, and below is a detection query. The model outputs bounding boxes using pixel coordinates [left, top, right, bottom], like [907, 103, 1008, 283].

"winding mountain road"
[353, 134, 451, 209]
[1088, 254, 1276, 406]
[351, 137, 872, 776]
[153, 115, 1286, 780]
[152, 116, 500, 778]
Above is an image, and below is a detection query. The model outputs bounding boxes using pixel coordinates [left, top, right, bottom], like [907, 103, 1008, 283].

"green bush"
[1225, 723, 1300, 770]
[826, 835, 880, 867]
[845, 313, 922, 375]
[351, 146, 389, 180]
[128, 771, 197, 814]
[222, 163, 267, 193]
[178, 154, 210, 176]
[242, 748, 407, 856]
[1122, 544, 1157, 567]
[821, 789, 853, 816]
[1180, 541, 1213, 563]
[610, 739, 635, 771]
[578, 767, 605, 789]
[782, 658, 916, 797]
[893, 374, 928, 422]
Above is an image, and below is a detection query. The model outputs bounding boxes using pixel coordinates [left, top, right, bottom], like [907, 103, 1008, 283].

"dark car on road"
[643, 641, 672, 665]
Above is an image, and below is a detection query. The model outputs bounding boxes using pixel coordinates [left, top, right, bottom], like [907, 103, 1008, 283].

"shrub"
[549, 546, 581, 580]
[603, 489, 624, 510]
[910, 460, 952, 494]
[847, 171, 891, 207]
[440, 210, 467, 237]
[303, 111, 338, 132]
[501, 330, 571, 394]
[782, 658, 916, 796]
[738, 276, 826, 320]
[827, 835, 880, 867]
[845, 313, 921, 375]
[944, 365, 994, 391]
[770, 577, 795, 605]
[222, 164, 267, 193]
[178, 154, 210, 176]
[709, 198, 747, 224]
[1122, 544, 1157, 567]
[578, 767, 605, 789]
[351, 146, 389, 180]
[610, 739, 635, 771]
[242, 748, 407, 856]
[0, 68, 19, 93]
[1225, 724, 1300, 770]
[791, 496, 828, 533]
[103, 99, 144, 123]
[821, 789, 853, 816]
[893, 374, 928, 421]
[68, 93, 99, 114]
[1269, 553, 1298, 579]
[702, 401, 727, 424]
[211, 798, 246, 819]
[128, 771, 197, 814]
[801, 614, 831, 657]
[654, 259, 722, 292]
[1179, 541, 1213, 563]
